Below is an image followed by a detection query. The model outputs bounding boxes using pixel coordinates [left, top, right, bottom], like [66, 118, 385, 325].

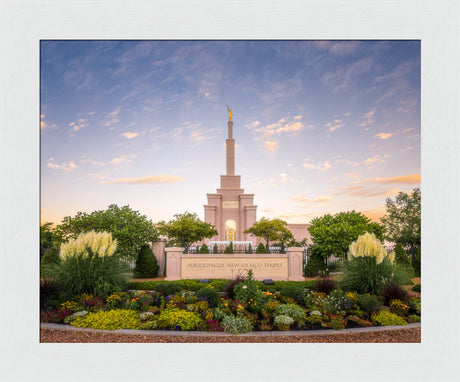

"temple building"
[203, 109, 312, 246]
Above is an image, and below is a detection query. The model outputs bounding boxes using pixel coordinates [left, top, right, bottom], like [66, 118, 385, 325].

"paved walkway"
[41, 322, 420, 337]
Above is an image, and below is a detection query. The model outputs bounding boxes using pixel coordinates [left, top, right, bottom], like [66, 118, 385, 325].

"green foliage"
[53, 231, 127, 297]
[314, 279, 337, 294]
[412, 247, 421, 277]
[356, 294, 382, 315]
[40, 278, 65, 309]
[71, 309, 140, 330]
[199, 243, 209, 254]
[40, 247, 61, 278]
[40, 223, 58, 259]
[341, 256, 396, 295]
[275, 303, 306, 326]
[221, 315, 253, 335]
[54, 204, 159, 260]
[381, 188, 421, 249]
[155, 282, 181, 295]
[394, 243, 415, 279]
[224, 242, 234, 254]
[213, 244, 218, 254]
[156, 212, 217, 251]
[412, 283, 421, 293]
[134, 245, 159, 278]
[408, 314, 421, 322]
[274, 314, 294, 327]
[247, 243, 252, 254]
[304, 248, 328, 277]
[381, 283, 408, 306]
[156, 309, 202, 330]
[309, 211, 385, 258]
[371, 310, 407, 326]
[233, 270, 264, 313]
[196, 287, 221, 307]
[256, 242, 267, 254]
[244, 218, 293, 249]
[279, 284, 304, 302]
[389, 299, 410, 316]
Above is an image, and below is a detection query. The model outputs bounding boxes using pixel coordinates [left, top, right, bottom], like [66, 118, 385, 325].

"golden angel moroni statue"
[226, 105, 232, 121]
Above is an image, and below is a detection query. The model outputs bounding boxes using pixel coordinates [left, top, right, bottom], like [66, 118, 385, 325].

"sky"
[40, 40, 421, 226]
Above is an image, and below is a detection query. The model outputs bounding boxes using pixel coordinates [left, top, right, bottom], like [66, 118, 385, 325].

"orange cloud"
[354, 174, 421, 185]
[99, 175, 185, 184]
[376, 132, 392, 139]
[264, 141, 278, 152]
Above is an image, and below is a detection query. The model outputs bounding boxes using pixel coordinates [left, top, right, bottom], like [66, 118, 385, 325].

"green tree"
[244, 218, 293, 250]
[309, 211, 385, 259]
[40, 222, 57, 259]
[156, 212, 218, 251]
[134, 244, 159, 279]
[54, 204, 159, 260]
[381, 188, 421, 250]
[199, 243, 210, 254]
[40, 247, 61, 278]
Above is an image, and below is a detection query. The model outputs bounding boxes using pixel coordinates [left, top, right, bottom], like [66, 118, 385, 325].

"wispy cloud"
[354, 174, 421, 185]
[302, 158, 332, 171]
[376, 132, 392, 140]
[47, 159, 78, 172]
[80, 156, 105, 167]
[100, 174, 185, 184]
[363, 154, 388, 167]
[110, 154, 134, 166]
[289, 195, 332, 204]
[359, 109, 376, 129]
[325, 119, 344, 136]
[105, 108, 120, 128]
[69, 118, 88, 133]
[264, 141, 278, 152]
[40, 114, 58, 130]
[121, 132, 139, 139]
[248, 115, 314, 140]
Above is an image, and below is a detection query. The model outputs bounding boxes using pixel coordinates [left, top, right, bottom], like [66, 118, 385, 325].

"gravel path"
[40, 326, 420, 343]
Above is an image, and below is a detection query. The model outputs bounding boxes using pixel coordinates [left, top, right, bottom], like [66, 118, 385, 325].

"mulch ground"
[40, 327, 420, 343]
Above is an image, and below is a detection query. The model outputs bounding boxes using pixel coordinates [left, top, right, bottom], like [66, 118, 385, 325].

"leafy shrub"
[155, 282, 181, 296]
[304, 246, 328, 277]
[199, 244, 209, 254]
[246, 243, 253, 254]
[382, 283, 408, 306]
[53, 231, 126, 297]
[412, 283, 421, 293]
[224, 274, 246, 299]
[208, 279, 229, 291]
[213, 244, 218, 254]
[64, 310, 89, 324]
[40, 247, 61, 278]
[196, 287, 221, 307]
[371, 310, 407, 326]
[274, 314, 294, 329]
[389, 299, 410, 316]
[71, 309, 140, 330]
[127, 280, 164, 291]
[408, 314, 421, 322]
[341, 233, 398, 295]
[256, 243, 267, 254]
[197, 319, 223, 332]
[233, 270, 264, 313]
[407, 297, 421, 315]
[221, 315, 253, 335]
[177, 279, 203, 292]
[329, 314, 346, 330]
[412, 247, 421, 277]
[275, 303, 306, 326]
[156, 309, 202, 330]
[41, 308, 74, 324]
[323, 289, 353, 315]
[314, 279, 337, 294]
[134, 244, 159, 278]
[224, 242, 234, 254]
[279, 284, 304, 302]
[40, 278, 64, 309]
[139, 321, 159, 330]
[357, 294, 382, 316]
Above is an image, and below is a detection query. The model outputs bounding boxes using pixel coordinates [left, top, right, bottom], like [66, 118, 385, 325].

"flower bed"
[40, 271, 421, 335]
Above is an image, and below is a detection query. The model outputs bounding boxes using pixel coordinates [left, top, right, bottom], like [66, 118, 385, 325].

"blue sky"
[40, 40, 420, 225]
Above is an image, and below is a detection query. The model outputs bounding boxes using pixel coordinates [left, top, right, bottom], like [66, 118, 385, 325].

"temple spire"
[226, 106, 235, 175]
